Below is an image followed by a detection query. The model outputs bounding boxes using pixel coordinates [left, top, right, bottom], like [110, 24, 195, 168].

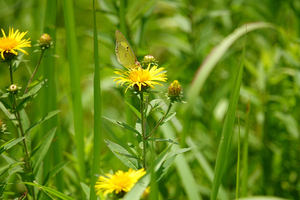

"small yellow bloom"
[114, 64, 167, 92]
[95, 168, 146, 197]
[0, 27, 31, 60]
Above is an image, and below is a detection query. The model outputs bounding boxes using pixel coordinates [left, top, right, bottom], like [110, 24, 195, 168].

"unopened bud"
[167, 80, 183, 102]
[7, 84, 21, 94]
[38, 33, 52, 49]
[141, 55, 157, 68]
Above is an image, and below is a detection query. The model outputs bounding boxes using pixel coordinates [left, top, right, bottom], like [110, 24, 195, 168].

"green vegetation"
[0, 0, 299, 199]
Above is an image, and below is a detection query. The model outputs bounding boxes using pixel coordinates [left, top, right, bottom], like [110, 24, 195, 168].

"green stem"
[145, 102, 173, 140]
[24, 50, 45, 94]
[140, 93, 147, 169]
[8, 61, 35, 200]
[236, 108, 241, 199]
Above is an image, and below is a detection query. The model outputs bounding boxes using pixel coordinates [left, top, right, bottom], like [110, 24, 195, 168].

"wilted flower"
[0, 27, 31, 60]
[95, 168, 146, 197]
[114, 64, 167, 92]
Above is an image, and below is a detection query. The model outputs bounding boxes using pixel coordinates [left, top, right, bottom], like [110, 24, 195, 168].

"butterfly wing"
[115, 30, 137, 68]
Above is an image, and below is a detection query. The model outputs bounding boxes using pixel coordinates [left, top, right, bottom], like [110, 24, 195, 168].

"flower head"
[95, 168, 146, 197]
[0, 28, 31, 60]
[114, 64, 167, 92]
[167, 80, 183, 102]
[37, 33, 52, 49]
[7, 84, 21, 94]
[141, 55, 158, 68]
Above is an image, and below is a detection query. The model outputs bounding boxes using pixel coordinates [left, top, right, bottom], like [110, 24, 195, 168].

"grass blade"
[210, 37, 246, 200]
[62, 0, 86, 181]
[89, 0, 102, 199]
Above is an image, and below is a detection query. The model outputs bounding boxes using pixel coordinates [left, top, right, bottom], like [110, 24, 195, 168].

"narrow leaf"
[22, 182, 74, 200]
[210, 39, 246, 200]
[102, 116, 141, 136]
[0, 137, 25, 155]
[125, 101, 141, 118]
[105, 139, 141, 170]
[32, 128, 56, 174]
[25, 110, 60, 134]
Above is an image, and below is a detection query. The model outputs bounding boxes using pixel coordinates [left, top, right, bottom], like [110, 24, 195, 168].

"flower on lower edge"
[113, 64, 167, 92]
[0, 27, 31, 60]
[94, 168, 146, 197]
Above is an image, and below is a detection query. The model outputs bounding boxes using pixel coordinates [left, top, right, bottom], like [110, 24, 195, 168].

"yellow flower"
[95, 168, 146, 197]
[0, 27, 31, 60]
[114, 64, 167, 92]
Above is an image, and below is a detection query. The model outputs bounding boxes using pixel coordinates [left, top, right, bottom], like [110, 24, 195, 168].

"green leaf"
[0, 98, 12, 111]
[104, 139, 141, 170]
[125, 101, 141, 118]
[22, 182, 75, 200]
[145, 99, 162, 118]
[43, 161, 70, 185]
[25, 110, 60, 134]
[156, 147, 194, 181]
[146, 138, 179, 145]
[210, 37, 246, 200]
[15, 96, 32, 112]
[102, 116, 141, 136]
[39, 189, 55, 200]
[160, 112, 176, 125]
[135, 118, 150, 139]
[32, 128, 56, 174]
[0, 137, 25, 155]
[18, 79, 47, 100]
[80, 182, 90, 199]
[123, 143, 174, 200]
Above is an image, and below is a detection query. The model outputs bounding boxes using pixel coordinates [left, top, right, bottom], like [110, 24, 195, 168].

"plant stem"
[145, 102, 173, 140]
[8, 61, 35, 200]
[140, 93, 147, 169]
[236, 108, 241, 199]
[25, 50, 45, 94]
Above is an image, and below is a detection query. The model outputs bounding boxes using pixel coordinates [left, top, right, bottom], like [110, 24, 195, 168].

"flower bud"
[167, 80, 182, 101]
[141, 55, 157, 68]
[38, 33, 52, 49]
[7, 84, 21, 94]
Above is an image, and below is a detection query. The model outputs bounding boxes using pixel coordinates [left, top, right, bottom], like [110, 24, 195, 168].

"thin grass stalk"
[183, 22, 274, 148]
[62, 0, 86, 181]
[42, 0, 64, 191]
[210, 41, 246, 200]
[119, 0, 134, 138]
[89, 0, 102, 199]
[236, 108, 241, 199]
[241, 100, 250, 197]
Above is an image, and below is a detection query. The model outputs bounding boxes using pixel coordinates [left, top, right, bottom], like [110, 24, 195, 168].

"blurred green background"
[1, 0, 300, 199]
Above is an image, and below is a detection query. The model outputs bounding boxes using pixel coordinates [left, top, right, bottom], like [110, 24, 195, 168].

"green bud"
[167, 80, 182, 101]
[38, 33, 52, 49]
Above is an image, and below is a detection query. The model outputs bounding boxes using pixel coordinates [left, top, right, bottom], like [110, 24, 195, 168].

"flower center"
[129, 69, 150, 83]
[111, 174, 132, 189]
[0, 38, 18, 50]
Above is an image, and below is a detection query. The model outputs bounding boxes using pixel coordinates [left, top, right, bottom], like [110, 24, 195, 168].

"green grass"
[0, 0, 300, 199]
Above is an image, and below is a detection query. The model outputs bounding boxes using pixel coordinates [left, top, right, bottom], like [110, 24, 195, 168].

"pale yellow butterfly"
[115, 30, 140, 69]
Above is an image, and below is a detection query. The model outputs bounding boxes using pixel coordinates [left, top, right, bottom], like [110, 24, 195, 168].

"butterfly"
[115, 30, 140, 69]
